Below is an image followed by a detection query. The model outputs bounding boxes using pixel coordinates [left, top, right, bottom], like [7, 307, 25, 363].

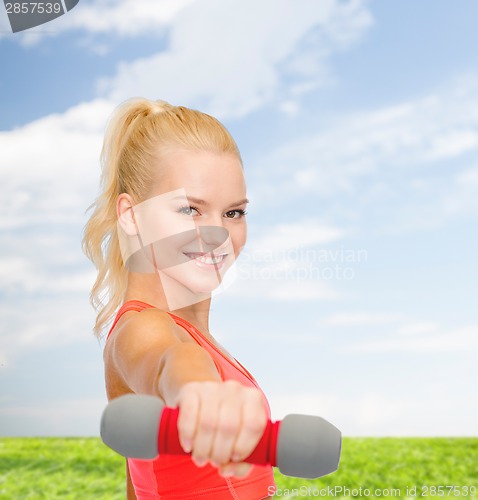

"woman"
[82, 97, 276, 499]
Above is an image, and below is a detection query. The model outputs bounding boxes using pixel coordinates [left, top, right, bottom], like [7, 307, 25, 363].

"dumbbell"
[100, 393, 341, 479]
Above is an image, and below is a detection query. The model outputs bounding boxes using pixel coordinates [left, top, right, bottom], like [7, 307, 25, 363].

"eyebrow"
[172, 195, 249, 208]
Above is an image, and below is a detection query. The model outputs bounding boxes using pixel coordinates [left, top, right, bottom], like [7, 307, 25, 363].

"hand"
[175, 380, 267, 478]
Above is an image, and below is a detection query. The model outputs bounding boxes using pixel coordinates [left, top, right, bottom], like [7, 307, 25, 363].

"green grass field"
[0, 437, 477, 499]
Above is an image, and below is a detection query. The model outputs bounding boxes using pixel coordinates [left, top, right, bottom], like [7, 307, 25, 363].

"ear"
[117, 193, 138, 236]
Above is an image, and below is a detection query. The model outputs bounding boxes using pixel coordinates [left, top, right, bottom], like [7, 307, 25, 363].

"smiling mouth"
[183, 252, 228, 265]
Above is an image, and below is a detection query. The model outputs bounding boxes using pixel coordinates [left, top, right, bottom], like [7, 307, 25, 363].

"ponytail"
[81, 97, 241, 339]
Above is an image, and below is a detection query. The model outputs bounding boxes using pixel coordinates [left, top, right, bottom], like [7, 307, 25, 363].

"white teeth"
[199, 255, 222, 264]
[186, 253, 225, 265]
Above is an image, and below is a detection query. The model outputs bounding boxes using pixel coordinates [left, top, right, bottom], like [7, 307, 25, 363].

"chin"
[184, 273, 227, 294]
[161, 266, 228, 296]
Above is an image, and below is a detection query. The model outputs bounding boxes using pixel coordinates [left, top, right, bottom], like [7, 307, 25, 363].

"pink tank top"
[106, 300, 276, 500]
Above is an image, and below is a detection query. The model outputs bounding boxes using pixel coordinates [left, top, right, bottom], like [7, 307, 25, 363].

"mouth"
[183, 252, 228, 267]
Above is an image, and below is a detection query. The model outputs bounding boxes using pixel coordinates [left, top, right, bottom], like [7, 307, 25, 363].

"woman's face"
[130, 148, 248, 299]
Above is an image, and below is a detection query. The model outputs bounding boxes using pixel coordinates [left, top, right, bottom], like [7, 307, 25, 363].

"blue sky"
[0, 0, 477, 439]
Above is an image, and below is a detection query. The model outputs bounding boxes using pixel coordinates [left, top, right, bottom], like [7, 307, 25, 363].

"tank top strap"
[167, 312, 259, 385]
[106, 300, 258, 387]
[106, 300, 156, 341]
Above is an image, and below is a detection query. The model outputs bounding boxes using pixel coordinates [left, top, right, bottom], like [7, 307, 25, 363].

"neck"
[124, 272, 212, 334]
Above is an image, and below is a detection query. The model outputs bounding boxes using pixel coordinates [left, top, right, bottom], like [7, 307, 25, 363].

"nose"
[195, 224, 230, 253]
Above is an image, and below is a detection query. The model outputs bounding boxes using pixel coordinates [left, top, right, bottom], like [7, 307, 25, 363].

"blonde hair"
[81, 97, 242, 339]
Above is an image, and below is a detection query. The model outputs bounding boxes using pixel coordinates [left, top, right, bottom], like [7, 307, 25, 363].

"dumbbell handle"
[159, 406, 281, 466]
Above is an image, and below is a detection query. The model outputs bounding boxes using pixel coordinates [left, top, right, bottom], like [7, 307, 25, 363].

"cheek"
[230, 223, 247, 255]
[137, 212, 196, 247]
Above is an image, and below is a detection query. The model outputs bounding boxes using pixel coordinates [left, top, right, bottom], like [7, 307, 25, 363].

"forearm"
[157, 342, 221, 406]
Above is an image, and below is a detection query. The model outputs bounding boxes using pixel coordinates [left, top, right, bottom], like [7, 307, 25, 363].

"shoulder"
[107, 308, 185, 354]
[104, 308, 194, 395]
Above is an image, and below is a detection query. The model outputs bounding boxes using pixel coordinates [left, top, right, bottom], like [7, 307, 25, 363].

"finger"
[219, 462, 253, 478]
[231, 390, 267, 462]
[209, 401, 241, 466]
[191, 391, 219, 467]
[176, 388, 200, 454]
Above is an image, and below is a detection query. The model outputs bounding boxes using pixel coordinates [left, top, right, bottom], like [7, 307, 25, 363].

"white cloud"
[268, 280, 339, 301]
[395, 321, 438, 336]
[0, 257, 32, 290]
[345, 324, 478, 353]
[278, 100, 300, 118]
[0, 253, 95, 295]
[269, 392, 347, 428]
[320, 312, 406, 326]
[0, 296, 97, 369]
[96, 0, 373, 119]
[249, 75, 478, 227]
[1, 0, 196, 45]
[0, 1, 374, 232]
[0, 101, 113, 361]
[248, 220, 344, 255]
[442, 166, 478, 217]
[216, 219, 346, 300]
[0, 1, 373, 246]
[66, 0, 195, 36]
[223, 257, 340, 302]
[0, 397, 106, 436]
[268, 390, 478, 436]
[0, 98, 114, 229]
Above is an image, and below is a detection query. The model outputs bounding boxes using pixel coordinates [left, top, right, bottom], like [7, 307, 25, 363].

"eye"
[224, 209, 247, 219]
[177, 205, 200, 216]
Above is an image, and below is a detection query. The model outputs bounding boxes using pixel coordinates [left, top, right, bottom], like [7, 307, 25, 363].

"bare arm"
[110, 308, 221, 401]
[108, 308, 267, 477]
